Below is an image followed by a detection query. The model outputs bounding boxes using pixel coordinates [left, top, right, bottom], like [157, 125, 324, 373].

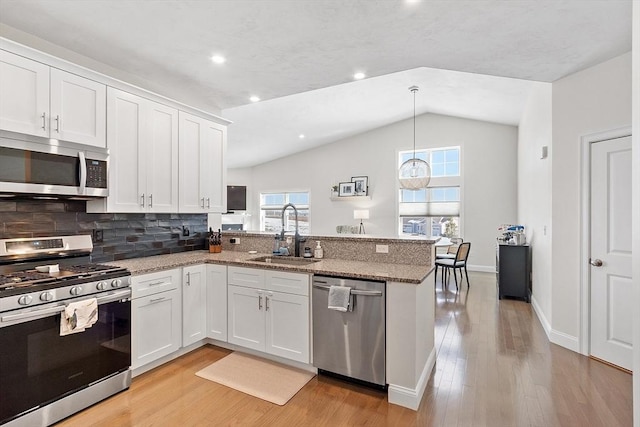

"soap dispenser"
[314, 241, 323, 259]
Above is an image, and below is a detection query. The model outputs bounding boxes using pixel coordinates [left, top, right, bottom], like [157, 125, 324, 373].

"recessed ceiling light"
[299, 134, 305, 139]
[353, 72, 366, 80]
[211, 55, 226, 64]
[249, 96, 261, 103]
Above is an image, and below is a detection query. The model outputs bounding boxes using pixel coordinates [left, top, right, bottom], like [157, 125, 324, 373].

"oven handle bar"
[96, 289, 131, 305]
[1, 305, 65, 323]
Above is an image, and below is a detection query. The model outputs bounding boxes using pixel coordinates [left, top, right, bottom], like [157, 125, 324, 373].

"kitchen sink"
[249, 255, 321, 265]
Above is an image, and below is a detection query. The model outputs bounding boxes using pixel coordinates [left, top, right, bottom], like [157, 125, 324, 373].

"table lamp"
[353, 209, 369, 234]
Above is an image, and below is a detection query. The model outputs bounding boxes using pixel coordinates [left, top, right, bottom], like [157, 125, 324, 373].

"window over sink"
[260, 191, 310, 234]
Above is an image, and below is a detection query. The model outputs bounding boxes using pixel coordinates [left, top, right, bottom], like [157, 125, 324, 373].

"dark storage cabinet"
[496, 244, 531, 302]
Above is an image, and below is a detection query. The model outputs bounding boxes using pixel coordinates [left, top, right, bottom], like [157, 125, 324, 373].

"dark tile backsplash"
[0, 199, 208, 263]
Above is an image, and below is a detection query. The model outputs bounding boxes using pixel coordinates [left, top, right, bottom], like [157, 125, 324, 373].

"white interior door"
[590, 135, 633, 370]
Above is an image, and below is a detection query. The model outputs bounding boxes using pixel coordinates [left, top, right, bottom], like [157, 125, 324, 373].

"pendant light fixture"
[399, 86, 431, 190]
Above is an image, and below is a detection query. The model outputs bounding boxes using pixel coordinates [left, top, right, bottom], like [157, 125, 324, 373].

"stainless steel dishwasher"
[312, 275, 386, 387]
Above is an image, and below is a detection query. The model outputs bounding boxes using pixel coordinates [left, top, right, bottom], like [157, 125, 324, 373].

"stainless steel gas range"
[0, 235, 132, 427]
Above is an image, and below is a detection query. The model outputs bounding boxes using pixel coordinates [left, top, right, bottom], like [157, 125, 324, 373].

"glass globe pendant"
[399, 86, 431, 190]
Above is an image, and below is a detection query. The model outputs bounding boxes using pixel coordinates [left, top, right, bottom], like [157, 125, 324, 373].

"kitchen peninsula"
[112, 233, 438, 411]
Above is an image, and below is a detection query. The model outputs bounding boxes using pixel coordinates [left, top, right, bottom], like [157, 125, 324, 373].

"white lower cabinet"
[206, 264, 228, 341]
[182, 264, 207, 347]
[131, 269, 182, 370]
[227, 267, 310, 363]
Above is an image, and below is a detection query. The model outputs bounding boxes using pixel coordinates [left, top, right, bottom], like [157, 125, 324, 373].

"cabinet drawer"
[228, 266, 265, 290]
[265, 270, 309, 296]
[132, 268, 181, 299]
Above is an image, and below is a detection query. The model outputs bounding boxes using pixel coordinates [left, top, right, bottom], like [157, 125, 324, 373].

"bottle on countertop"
[314, 241, 323, 259]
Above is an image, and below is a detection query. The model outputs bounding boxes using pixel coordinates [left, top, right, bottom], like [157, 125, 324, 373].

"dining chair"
[435, 237, 463, 260]
[434, 242, 471, 291]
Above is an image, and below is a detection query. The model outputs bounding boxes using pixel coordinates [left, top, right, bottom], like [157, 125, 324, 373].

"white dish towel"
[328, 286, 351, 312]
[60, 298, 98, 336]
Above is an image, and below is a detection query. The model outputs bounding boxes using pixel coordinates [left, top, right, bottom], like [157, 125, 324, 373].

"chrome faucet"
[280, 203, 305, 257]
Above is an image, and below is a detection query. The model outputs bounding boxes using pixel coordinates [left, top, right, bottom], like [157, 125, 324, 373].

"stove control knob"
[96, 281, 108, 291]
[70, 286, 83, 296]
[18, 295, 33, 305]
[40, 292, 54, 302]
[111, 279, 122, 288]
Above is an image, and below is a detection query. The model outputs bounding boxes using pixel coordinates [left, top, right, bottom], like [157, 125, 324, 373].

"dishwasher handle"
[312, 283, 383, 297]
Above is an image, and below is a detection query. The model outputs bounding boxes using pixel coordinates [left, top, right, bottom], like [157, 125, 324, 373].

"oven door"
[0, 290, 131, 424]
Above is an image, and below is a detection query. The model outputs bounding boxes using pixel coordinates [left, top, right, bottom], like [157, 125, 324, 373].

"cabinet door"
[182, 264, 207, 347]
[105, 88, 145, 212]
[207, 264, 227, 341]
[178, 111, 204, 212]
[0, 50, 49, 137]
[200, 120, 226, 213]
[227, 285, 265, 352]
[146, 101, 178, 212]
[265, 291, 309, 363]
[50, 68, 106, 148]
[132, 288, 181, 369]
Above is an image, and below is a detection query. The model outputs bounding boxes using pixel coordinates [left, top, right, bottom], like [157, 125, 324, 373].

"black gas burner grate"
[0, 271, 56, 287]
[65, 264, 122, 274]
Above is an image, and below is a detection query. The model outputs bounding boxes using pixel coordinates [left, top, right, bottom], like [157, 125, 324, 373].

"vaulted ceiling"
[0, 0, 632, 167]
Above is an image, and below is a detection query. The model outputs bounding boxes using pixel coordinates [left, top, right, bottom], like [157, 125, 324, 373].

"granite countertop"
[110, 250, 433, 284]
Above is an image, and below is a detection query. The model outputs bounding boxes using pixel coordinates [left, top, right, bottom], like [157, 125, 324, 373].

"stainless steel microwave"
[0, 131, 108, 198]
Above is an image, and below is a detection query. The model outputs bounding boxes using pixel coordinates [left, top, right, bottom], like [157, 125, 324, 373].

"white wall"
[551, 52, 632, 346]
[518, 82, 553, 328]
[232, 112, 518, 269]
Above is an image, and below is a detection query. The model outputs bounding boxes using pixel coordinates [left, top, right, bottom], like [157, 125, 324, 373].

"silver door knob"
[590, 259, 603, 267]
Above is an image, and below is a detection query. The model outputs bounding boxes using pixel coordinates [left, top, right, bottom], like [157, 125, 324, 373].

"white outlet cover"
[376, 244, 389, 253]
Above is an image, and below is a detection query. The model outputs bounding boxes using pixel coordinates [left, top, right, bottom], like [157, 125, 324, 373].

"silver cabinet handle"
[590, 259, 603, 267]
[186, 272, 191, 286]
[265, 296, 270, 311]
[148, 280, 165, 287]
[150, 296, 165, 303]
[55, 115, 60, 132]
[41, 112, 46, 130]
[201, 197, 205, 209]
[141, 194, 145, 207]
[206, 198, 211, 208]
[258, 294, 262, 310]
[149, 194, 153, 208]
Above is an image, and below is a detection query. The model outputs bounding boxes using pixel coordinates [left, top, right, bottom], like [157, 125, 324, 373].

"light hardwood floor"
[57, 272, 632, 426]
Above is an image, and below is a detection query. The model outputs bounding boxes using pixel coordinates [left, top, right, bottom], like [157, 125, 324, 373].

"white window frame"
[397, 146, 463, 237]
[259, 190, 311, 234]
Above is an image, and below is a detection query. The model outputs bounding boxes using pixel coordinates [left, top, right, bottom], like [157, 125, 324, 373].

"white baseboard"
[531, 295, 551, 341]
[467, 264, 495, 273]
[529, 296, 580, 353]
[388, 346, 436, 411]
[550, 330, 580, 352]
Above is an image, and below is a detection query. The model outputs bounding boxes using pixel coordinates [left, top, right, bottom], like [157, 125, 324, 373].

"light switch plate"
[376, 244, 389, 253]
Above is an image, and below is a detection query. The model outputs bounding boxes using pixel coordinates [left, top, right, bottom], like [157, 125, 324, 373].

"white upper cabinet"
[88, 88, 178, 213]
[0, 50, 106, 147]
[49, 68, 106, 147]
[0, 50, 50, 137]
[178, 111, 226, 213]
